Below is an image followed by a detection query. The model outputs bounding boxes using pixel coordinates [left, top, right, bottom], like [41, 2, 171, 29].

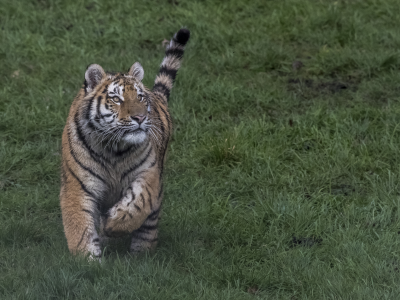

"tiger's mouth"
[130, 127, 146, 133]
[124, 126, 148, 137]
[118, 125, 146, 132]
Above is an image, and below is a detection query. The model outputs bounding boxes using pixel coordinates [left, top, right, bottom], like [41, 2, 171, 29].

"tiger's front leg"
[60, 169, 103, 260]
[102, 174, 161, 244]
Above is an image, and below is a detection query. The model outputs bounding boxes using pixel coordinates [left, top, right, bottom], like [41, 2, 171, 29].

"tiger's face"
[84, 63, 153, 147]
[96, 77, 150, 145]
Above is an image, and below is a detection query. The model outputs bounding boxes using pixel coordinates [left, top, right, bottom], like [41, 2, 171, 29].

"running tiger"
[60, 29, 190, 258]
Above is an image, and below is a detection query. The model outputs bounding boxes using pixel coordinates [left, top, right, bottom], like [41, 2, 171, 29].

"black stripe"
[158, 104, 171, 131]
[140, 224, 158, 231]
[153, 82, 170, 99]
[84, 80, 89, 94]
[74, 112, 110, 166]
[74, 112, 106, 164]
[67, 130, 107, 184]
[148, 208, 160, 221]
[153, 82, 170, 96]
[120, 146, 152, 181]
[151, 105, 161, 121]
[77, 227, 88, 249]
[66, 164, 100, 207]
[82, 209, 96, 220]
[134, 204, 141, 211]
[106, 115, 116, 124]
[115, 144, 137, 157]
[137, 224, 158, 233]
[148, 159, 157, 168]
[165, 48, 184, 59]
[87, 119, 98, 131]
[151, 105, 166, 135]
[158, 185, 163, 199]
[159, 143, 168, 178]
[159, 66, 178, 82]
[174, 28, 190, 46]
[96, 96, 102, 120]
[146, 187, 153, 211]
[85, 97, 95, 120]
[140, 193, 145, 208]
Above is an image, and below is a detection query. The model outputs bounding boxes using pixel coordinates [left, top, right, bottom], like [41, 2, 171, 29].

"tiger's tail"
[152, 28, 190, 101]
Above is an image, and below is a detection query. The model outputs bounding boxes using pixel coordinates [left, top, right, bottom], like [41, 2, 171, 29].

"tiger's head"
[84, 63, 153, 147]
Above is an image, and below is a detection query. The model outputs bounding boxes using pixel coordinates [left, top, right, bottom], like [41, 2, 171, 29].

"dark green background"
[1, 0, 400, 299]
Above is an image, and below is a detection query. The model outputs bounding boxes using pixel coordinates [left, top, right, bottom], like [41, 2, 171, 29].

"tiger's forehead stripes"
[134, 83, 145, 100]
[108, 81, 125, 104]
[106, 78, 145, 101]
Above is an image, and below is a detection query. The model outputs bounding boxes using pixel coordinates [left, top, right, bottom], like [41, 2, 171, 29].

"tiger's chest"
[97, 145, 158, 210]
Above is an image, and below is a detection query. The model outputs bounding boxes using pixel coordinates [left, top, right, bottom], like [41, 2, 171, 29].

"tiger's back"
[60, 29, 190, 258]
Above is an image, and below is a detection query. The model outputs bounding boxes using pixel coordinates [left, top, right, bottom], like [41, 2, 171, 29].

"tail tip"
[174, 28, 190, 46]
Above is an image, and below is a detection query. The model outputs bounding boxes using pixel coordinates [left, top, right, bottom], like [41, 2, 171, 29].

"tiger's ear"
[128, 62, 144, 81]
[85, 64, 106, 93]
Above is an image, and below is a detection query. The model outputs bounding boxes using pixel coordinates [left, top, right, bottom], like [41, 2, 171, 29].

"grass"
[1, 0, 400, 298]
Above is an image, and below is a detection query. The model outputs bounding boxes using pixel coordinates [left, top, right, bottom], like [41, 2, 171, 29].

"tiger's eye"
[113, 96, 120, 103]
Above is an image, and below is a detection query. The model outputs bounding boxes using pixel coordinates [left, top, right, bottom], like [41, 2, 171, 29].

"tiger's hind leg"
[130, 208, 160, 254]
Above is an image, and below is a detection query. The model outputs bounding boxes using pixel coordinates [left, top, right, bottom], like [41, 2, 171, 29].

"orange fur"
[60, 29, 190, 258]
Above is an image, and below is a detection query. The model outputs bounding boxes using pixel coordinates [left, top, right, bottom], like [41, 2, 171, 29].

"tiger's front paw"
[103, 194, 140, 237]
[78, 233, 102, 261]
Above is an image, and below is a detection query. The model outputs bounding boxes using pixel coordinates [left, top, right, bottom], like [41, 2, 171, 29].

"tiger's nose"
[131, 114, 146, 124]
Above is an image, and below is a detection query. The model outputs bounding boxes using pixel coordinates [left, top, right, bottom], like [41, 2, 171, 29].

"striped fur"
[60, 29, 190, 258]
[153, 29, 190, 101]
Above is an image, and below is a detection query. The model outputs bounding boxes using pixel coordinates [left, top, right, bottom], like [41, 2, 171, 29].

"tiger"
[60, 28, 190, 259]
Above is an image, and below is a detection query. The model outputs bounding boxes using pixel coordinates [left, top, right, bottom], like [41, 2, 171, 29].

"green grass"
[1, 0, 400, 298]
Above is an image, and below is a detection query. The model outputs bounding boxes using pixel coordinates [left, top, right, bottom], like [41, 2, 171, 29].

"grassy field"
[2, 0, 400, 298]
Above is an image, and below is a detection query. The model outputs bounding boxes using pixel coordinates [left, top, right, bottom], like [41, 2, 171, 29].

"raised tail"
[153, 28, 190, 101]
